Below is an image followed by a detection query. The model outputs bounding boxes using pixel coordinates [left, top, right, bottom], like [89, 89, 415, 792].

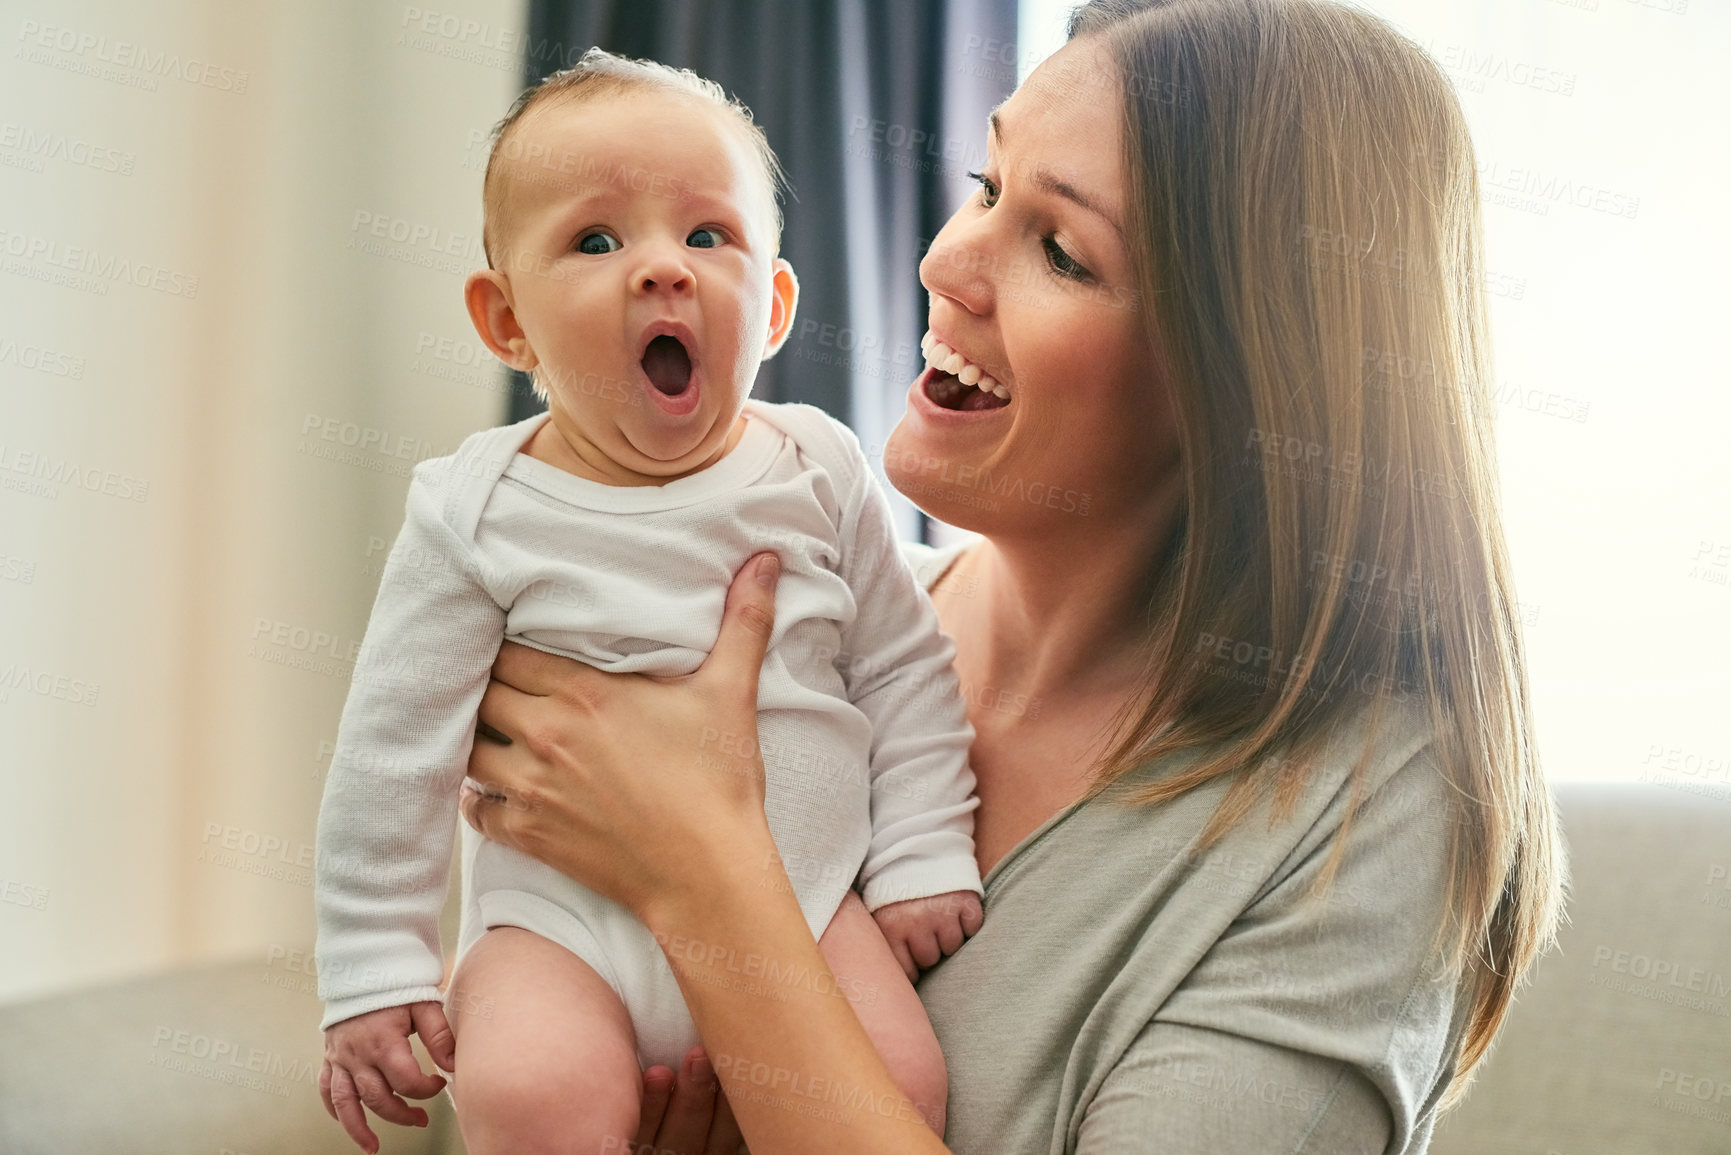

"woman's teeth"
[921, 331, 1011, 400]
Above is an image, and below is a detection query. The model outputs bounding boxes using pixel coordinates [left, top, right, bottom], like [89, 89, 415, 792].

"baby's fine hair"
[479, 46, 787, 269]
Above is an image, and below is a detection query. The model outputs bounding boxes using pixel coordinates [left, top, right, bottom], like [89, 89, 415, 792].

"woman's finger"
[695, 553, 780, 703]
[489, 637, 589, 696]
[458, 780, 497, 840]
[636, 1065, 676, 1150]
[705, 1083, 747, 1155]
[655, 1046, 721, 1153]
[474, 674, 546, 748]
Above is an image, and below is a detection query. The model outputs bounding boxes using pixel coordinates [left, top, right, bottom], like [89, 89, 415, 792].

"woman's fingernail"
[692, 1053, 712, 1080]
[756, 553, 780, 588]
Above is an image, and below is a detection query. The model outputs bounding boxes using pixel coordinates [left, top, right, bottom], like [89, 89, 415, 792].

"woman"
[452, 1, 1563, 1151]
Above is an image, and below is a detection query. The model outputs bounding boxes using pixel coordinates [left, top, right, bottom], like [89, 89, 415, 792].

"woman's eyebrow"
[988, 107, 1124, 238]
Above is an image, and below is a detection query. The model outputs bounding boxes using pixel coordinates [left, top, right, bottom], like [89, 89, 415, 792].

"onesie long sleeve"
[314, 401, 982, 1031]
[312, 440, 510, 1029]
[818, 415, 983, 912]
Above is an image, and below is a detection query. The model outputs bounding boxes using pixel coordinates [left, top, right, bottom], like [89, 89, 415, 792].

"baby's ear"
[463, 270, 537, 372]
[759, 259, 800, 361]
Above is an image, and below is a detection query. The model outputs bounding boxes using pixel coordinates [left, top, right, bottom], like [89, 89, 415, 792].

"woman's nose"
[918, 221, 995, 317]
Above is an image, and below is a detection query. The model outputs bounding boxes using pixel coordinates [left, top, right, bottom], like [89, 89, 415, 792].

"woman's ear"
[758, 259, 800, 361]
[463, 270, 538, 372]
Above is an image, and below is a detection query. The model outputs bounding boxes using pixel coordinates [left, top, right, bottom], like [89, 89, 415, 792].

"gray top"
[898, 536, 1468, 1155]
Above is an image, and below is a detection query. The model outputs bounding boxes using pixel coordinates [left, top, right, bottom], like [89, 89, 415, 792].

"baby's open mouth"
[642, 335, 693, 396]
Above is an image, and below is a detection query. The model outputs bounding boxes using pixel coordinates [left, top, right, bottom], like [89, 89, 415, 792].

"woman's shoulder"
[1301, 695, 1442, 819]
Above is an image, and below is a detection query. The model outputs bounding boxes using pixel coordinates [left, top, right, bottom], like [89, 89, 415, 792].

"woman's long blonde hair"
[1065, 0, 1565, 1104]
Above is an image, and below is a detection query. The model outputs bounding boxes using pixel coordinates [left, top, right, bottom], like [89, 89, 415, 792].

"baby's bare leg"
[445, 926, 642, 1155]
[817, 890, 949, 1136]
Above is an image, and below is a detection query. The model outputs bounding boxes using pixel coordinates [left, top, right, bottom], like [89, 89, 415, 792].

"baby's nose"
[634, 249, 694, 294]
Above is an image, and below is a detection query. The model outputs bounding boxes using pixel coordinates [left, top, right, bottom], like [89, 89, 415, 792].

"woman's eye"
[687, 228, 722, 248]
[576, 232, 620, 255]
[1043, 236, 1092, 282]
[967, 170, 1000, 207]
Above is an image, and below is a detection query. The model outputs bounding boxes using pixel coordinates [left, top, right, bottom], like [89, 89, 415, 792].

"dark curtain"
[505, 0, 1018, 539]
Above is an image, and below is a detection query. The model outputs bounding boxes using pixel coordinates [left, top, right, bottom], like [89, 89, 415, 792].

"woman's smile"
[919, 329, 1013, 409]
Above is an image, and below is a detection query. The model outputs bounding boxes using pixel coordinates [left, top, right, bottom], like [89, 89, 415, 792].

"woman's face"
[887, 37, 1180, 536]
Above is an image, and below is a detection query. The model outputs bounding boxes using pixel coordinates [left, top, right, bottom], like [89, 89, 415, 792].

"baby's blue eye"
[687, 228, 721, 249]
[577, 232, 620, 255]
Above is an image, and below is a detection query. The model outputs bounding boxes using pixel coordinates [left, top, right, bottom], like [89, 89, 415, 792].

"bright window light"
[1011, 0, 1731, 784]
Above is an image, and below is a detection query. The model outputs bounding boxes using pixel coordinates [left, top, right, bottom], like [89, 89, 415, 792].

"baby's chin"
[556, 390, 747, 479]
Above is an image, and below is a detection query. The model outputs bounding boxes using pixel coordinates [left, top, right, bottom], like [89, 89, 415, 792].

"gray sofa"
[4, 783, 1726, 1154]
[1429, 783, 1731, 1155]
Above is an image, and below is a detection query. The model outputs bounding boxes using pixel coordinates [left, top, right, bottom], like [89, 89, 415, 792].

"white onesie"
[312, 399, 983, 1069]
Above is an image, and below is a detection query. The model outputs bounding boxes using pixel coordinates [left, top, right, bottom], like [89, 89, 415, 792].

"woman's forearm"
[638, 815, 952, 1155]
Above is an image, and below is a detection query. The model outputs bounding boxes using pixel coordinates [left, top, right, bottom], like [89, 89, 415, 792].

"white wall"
[0, 1, 525, 1002]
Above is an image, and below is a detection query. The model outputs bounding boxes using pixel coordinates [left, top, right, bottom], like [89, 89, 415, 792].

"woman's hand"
[460, 551, 782, 928]
[636, 1046, 747, 1155]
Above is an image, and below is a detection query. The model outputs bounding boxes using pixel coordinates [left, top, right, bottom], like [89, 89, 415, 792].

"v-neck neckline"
[979, 788, 1093, 893]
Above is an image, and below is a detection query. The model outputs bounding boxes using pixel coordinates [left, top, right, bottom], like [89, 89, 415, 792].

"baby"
[313, 48, 984, 1155]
